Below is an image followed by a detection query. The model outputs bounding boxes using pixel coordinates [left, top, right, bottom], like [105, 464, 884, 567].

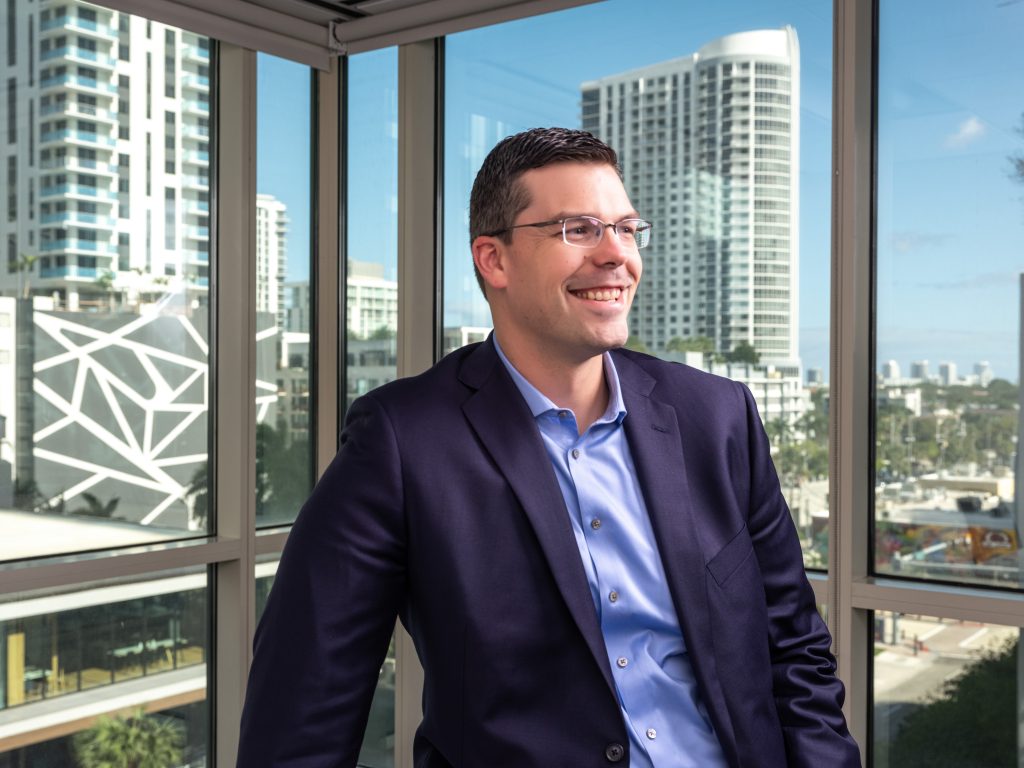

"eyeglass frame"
[482, 215, 653, 249]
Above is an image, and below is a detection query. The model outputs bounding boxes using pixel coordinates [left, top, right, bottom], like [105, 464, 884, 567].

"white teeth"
[574, 288, 622, 301]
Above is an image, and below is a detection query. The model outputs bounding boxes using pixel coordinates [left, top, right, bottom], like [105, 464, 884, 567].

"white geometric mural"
[29, 307, 278, 530]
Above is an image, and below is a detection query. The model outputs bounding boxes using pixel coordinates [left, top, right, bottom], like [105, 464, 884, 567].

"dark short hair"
[469, 127, 621, 292]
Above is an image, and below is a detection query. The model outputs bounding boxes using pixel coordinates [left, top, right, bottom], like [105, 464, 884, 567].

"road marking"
[919, 624, 947, 642]
[958, 628, 989, 648]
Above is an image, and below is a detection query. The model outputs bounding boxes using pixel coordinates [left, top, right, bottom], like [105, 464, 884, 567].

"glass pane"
[0, 569, 209, 764]
[874, 611, 1020, 767]
[346, 49, 398, 413]
[0, 6, 212, 560]
[254, 557, 395, 767]
[874, 1, 1023, 587]
[444, 0, 833, 568]
[255, 53, 314, 527]
[346, 49, 398, 768]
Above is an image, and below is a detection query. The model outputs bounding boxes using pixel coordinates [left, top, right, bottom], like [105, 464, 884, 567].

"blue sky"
[257, 0, 1024, 383]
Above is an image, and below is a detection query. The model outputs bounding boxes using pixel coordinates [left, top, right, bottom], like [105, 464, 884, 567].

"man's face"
[480, 162, 643, 366]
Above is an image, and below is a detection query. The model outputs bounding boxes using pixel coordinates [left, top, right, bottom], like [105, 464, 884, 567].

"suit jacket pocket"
[706, 525, 755, 588]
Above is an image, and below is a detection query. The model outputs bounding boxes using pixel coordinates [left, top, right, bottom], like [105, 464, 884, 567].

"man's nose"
[591, 226, 633, 266]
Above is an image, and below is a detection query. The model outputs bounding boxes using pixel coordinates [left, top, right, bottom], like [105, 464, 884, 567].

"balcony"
[182, 123, 210, 141]
[182, 44, 211, 63]
[183, 250, 210, 265]
[41, 46, 117, 69]
[182, 100, 210, 116]
[181, 175, 210, 190]
[40, 15, 117, 40]
[40, 265, 100, 280]
[180, 74, 210, 91]
[40, 103, 118, 124]
[183, 150, 210, 167]
[41, 129, 117, 147]
[40, 184, 117, 201]
[183, 198, 210, 214]
[40, 211, 117, 228]
[184, 226, 210, 240]
[40, 238, 117, 256]
[41, 157, 118, 177]
[41, 74, 118, 95]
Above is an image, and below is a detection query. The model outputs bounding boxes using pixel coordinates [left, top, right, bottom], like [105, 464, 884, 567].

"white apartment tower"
[347, 259, 397, 339]
[1, 1, 211, 308]
[256, 193, 287, 329]
[581, 28, 800, 363]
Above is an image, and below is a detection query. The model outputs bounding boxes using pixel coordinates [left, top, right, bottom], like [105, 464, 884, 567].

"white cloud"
[944, 116, 986, 148]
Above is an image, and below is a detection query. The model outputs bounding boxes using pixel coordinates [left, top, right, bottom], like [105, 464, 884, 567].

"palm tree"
[73, 707, 184, 768]
[17, 252, 38, 299]
[72, 492, 120, 518]
[185, 463, 208, 530]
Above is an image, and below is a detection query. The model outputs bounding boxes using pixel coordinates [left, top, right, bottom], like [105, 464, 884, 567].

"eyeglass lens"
[563, 217, 651, 249]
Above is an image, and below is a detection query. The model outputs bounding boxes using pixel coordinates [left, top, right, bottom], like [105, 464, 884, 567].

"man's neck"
[495, 335, 609, 434]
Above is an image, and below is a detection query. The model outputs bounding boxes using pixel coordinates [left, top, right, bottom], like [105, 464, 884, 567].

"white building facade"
[256, 193, 287, 330]
[581, 28, 800, 366]
[1, 1, 211, 309]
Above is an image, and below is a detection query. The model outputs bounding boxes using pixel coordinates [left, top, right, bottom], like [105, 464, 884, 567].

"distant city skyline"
[261, 0, 1023, 382]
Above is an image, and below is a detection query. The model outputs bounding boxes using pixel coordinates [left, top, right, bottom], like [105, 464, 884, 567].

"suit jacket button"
[605, 743, 625, 762]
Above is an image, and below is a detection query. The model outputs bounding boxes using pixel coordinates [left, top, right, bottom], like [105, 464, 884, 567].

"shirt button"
[616, 656, 628, 668]
[608, 591, 618, 603]
[646, 728, 657, 740]
[605, 743, 625, 762]
[571, 448, 580, 459]
[591, 518, 602, 530]
[559, 410, 569, 419]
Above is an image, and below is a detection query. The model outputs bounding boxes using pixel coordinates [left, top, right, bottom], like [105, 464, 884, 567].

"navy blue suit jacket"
[237, 339, 861, 767]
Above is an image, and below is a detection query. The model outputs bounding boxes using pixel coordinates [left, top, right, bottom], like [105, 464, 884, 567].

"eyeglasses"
[487, 215, 653, 250]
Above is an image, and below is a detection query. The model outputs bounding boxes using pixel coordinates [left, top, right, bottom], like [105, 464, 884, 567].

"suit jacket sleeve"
[237, 393, 407, 767]
[739, 383, 861, 767]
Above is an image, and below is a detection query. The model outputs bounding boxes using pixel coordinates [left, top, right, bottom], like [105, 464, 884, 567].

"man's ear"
[472, 235, 509, 292]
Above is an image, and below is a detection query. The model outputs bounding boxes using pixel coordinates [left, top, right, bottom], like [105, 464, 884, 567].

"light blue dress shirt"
[493, 338, 727, 768]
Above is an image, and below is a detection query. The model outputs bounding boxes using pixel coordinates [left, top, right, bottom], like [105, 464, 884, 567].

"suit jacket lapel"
[459, 340, 617, 695]
[614, 352, 739, 761]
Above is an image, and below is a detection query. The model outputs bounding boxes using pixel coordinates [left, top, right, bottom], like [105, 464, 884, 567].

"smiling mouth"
[570, 287, 625, 301]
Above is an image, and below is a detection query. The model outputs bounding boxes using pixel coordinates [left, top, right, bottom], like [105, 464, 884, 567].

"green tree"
[185, 462, 209, 530]
[725, 341, 760, 365]
[887, 638, 1017, 767]
[16, 252, 38, 299]
[95, 269, 118, 311]
[74, 707, 184, 768]
[72, 492, 120, 519]
[255, 422, 312, 522]
[623, 335, 648, 353]
[665, 335, 714, 354]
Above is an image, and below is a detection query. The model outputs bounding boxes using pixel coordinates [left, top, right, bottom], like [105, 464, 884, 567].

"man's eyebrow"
[548, 210, 643, 221]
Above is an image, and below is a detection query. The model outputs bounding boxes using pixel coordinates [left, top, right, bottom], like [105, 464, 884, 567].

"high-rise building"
[256, 193, 287, 330]
[581, 27, 800, 364]
[938, 361, 957, 387]
[882, 359, 901, 383]
[1, 1, 211, 309]
[973, 361, 994, 387]
[347, 259, 398, 339]
[909, 360, 930, 381]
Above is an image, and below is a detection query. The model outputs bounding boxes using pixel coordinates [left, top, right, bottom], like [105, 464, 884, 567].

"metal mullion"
[0, 539, 241, 598]
[852, 580, 1024, 628]
[394, 36, 441, 768]
[829, 0, 875, 752]
[254, 529, 291, 557]
[314, 58, 342, 477]
[213, 43, 258, 768]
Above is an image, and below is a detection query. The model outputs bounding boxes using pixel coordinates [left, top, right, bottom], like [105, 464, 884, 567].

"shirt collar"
[492, 334, 627, 425]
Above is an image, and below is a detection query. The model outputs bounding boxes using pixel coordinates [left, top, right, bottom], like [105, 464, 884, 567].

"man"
[238, 127, 860, 767]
